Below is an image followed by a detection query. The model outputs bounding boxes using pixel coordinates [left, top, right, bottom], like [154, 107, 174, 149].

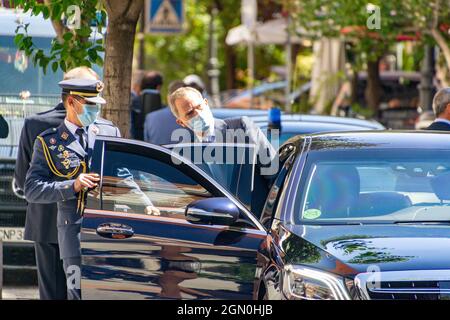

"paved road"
[1, 286, 38, 300]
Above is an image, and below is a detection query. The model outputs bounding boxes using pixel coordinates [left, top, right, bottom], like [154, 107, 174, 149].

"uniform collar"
[64, 118, 85, 137]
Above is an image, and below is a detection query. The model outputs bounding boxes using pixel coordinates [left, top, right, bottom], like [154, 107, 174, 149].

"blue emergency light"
[268, 107, 281, 130]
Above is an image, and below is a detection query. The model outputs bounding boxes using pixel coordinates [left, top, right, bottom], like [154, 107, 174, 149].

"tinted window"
[102, 149, 212, 219]
[168, 144, 256, 209]
[294, 149, 450, 224]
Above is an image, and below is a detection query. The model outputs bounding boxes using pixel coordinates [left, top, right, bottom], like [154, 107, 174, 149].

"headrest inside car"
[431, 172, 450, 201]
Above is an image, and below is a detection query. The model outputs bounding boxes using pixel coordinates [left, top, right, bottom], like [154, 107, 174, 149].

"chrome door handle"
[96, 223, 134, 239]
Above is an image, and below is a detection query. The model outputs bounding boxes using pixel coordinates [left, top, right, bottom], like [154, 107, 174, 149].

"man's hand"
[73, 173, 100, 193]
[145, 205, 161, 216]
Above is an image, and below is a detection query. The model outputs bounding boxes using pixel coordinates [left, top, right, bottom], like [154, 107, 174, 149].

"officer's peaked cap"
[59, 78, 106, 104]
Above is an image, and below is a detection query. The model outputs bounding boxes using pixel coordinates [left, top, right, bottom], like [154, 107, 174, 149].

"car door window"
[101, 148, 212, 219]
[167, 143, 257, 209]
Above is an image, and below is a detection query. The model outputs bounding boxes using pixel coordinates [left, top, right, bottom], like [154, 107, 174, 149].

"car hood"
[283, 223, 450, 275]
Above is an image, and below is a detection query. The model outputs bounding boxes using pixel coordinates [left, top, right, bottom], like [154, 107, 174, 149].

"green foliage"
[141, 0, 286, 96]
[12, 0, 106, 74]
[294, 0, 450, 61]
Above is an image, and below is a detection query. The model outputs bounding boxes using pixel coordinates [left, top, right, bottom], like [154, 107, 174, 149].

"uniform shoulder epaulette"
[39, 127, 58, 137]
[94, 117, 115, 127]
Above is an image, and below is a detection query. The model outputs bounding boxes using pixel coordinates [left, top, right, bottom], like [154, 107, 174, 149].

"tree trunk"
[102, 0, 143, 138]
[224, 44, 237, 90]
[365, 58, 383, 115]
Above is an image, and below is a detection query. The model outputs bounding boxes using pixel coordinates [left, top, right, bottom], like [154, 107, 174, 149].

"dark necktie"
[75, 128, 87, 155]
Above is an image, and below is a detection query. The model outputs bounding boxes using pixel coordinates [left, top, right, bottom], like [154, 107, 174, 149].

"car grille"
[367, 281, 441, 300]
[0, 160, 26, 208]
[355, 270, 450, 300]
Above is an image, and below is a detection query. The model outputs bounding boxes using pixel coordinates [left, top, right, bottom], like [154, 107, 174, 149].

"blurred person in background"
[143, 80, 186, 145]
[129, 69, 144, 139]
[183, 74, 206, 95]
[426, 88, 450, 131]
[130, 70, 163, 140]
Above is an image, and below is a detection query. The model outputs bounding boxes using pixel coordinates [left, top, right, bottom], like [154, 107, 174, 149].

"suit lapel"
[57, 123, 86, 158]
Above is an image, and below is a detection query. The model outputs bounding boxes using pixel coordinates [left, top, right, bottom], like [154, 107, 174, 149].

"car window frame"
[91, 136, 266, 232]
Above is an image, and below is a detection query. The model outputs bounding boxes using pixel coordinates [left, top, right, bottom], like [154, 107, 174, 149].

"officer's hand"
[74, 173, 100, 193]
[145, 205, 161, 216]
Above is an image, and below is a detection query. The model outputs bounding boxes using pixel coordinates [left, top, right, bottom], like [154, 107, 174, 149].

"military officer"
[15, 67, 100, 300]
[24, 78, 120, 300]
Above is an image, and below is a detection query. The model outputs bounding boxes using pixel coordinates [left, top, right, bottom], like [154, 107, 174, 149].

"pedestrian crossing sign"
[147, 0, 184, 34]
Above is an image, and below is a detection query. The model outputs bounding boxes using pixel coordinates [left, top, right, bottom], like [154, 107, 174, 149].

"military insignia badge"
[96, 81, 104, 93]
[58, 145, 65, 152]
[61, 132, 69, 140]
[49, 145, 57, 151]
[91, 125, 99, 135]
[63, 150, 70, 158]
[62, 158, 71, 169]
[49, 138, 56, 145]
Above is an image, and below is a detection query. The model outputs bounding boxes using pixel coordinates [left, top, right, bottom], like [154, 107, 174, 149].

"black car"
[79, 131, 450, 300]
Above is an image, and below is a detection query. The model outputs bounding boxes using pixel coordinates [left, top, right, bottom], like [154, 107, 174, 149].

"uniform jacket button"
[65, 220, 68, 225]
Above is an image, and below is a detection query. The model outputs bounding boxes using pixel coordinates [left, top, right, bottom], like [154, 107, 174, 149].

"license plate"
[0, 227, 25, 242]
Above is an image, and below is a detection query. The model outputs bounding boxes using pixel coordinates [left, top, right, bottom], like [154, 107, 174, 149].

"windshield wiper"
[394, 220, 450, 225]
[302, 221, 364, 226]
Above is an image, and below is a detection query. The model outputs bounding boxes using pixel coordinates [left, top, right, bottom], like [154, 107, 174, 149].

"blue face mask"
[187, 108, 214, 135]
[188, 113, 210, 133]
[75, 101, 100, 127]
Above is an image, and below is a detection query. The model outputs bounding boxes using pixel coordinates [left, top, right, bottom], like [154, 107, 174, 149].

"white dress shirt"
[64, 119, 87, 146]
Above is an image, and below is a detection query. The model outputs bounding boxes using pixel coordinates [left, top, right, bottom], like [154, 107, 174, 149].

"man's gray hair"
[432, 87, 450, 116]
[168, 86, 203, 118]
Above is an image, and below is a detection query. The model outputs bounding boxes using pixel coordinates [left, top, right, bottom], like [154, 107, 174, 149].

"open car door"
[81, 137, 268, 300]
[165, 142, 272, 217]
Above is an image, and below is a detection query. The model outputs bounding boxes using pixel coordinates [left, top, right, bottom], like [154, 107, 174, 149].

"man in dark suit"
[167, 86, 277, 177]
[130, 70, 164, 140]
[425, 87, 450, 131]
[14, 67, 99, 300]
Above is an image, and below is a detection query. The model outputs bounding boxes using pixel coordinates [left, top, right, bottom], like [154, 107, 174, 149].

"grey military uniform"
[24, 118, 120, 299]
[25, 118, 120, 257]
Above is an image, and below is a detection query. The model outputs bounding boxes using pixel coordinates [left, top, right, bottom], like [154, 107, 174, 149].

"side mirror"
[185, 197, 240, 226]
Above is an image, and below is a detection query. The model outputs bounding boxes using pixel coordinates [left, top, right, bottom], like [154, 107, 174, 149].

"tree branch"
[431, 28, 450, 72]
[43, 0, 69, 43]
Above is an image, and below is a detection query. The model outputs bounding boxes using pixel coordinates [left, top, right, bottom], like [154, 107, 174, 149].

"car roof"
[288, 131, 450, 151]
[212, 108, 384, 130]
[252, 114, 385, 129]
[211, 108, 268, 119]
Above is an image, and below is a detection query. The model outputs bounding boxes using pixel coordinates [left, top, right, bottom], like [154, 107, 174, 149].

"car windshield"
[296, 149, 450, 224]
